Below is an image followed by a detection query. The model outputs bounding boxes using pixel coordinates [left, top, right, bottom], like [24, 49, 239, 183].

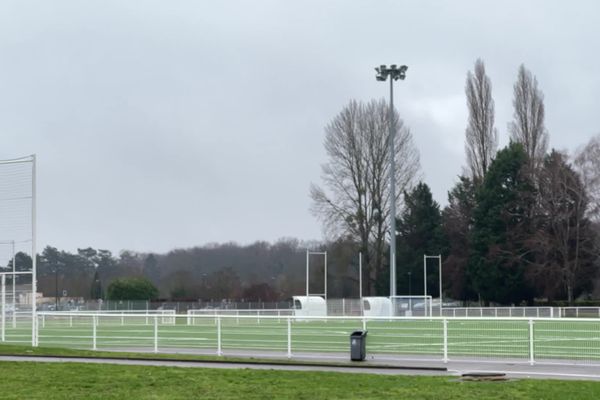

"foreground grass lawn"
[0, 361, 599, 400]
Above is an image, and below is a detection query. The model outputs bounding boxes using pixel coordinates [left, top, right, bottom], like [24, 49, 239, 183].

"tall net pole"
[11, 240, 15, 328]
[0, 155, 36, 345]
[31, 155, 37, 346]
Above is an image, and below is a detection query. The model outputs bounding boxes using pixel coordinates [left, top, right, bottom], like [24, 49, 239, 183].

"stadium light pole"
[375, 64, 407, 297]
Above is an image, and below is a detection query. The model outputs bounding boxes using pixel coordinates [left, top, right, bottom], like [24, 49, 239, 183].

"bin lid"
[350, 330, 368, 336]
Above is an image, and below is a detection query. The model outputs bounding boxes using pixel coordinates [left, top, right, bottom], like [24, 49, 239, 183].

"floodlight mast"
[375, 64, 407, 298]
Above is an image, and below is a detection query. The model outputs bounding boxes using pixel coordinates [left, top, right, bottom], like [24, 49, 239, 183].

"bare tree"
[310, 99, 420, 295]
[465, 59, 497, 183]
[574, 134, 600, 222]
[509, 64, 549, 172]
[530, 150, 596, 303]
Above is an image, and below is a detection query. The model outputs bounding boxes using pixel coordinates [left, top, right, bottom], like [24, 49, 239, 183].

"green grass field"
[1, 359, 600, 400]
[2, 315, 600, 363]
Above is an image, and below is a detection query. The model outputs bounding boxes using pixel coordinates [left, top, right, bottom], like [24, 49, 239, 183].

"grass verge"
[0, 343, 439, 370]
[1, 359, 600, 399]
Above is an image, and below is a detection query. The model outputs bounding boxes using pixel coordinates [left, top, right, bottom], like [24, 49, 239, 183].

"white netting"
[0, 156, 35, 344]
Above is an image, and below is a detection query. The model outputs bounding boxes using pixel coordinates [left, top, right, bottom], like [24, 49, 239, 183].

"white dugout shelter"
[292, 296, 326, 318]
[362, 297, 392, 317]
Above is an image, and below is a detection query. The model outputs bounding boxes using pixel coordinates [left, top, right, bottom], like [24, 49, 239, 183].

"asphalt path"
[2, 355, 600, 381]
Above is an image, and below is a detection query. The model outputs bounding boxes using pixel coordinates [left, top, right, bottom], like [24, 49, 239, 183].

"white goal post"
[390, 295, 434, 317]
[306, 249, 327, 300]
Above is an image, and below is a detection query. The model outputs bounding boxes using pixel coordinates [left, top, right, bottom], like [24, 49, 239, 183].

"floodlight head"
[398, 65, 408, 79]
[390, 64, 397, 70]
[375, 65, 387, 81]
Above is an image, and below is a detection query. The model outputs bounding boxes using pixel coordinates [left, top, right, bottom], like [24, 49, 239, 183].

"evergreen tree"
[90, 270, 103, 300]
[442, 176, 477, 302]
[395, 182, 446, 297]
[469, 142, 535, 305]
[143, 254, 160, 285]
[107, 277, 159, 300]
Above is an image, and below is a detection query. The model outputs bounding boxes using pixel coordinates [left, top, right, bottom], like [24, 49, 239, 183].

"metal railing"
[186, 309, 294, 325]
[441, 307, 556, 318]
[15, 312, 599, 366]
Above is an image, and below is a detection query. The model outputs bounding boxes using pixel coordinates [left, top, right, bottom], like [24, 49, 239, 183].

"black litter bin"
[350, 330, 367, 361]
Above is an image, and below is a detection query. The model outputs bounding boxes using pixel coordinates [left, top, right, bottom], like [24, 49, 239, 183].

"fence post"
[154, 316, 158, 353]
[1, 274, 5, 342]
[92, 315, 97, 351]
[217, 316, 222, 356]
[443, 318, 448, 363]
[287, 317, 292, 358]
[33, 314, 39, 347]
[121, 312, 125, 326]
[70, 315, 73, 328]
[362, 317, 367, 331]
[528, 319, 535, 365]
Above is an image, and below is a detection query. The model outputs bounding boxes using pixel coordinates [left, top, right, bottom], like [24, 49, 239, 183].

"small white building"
[292, 296, 327, 318]
[362, 297, 392, 317]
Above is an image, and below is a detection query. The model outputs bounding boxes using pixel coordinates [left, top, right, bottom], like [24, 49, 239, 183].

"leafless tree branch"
[310, 99, 421, 294]
[465, 59, 498, 182]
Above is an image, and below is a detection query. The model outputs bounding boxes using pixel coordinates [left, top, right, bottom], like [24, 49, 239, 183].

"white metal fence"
[186, 309, 294, 325]
[441, 307, 556, 318]
[12, 312, 597, 365]
[186, 303, 600, 318]
[441, 307, 600, 318]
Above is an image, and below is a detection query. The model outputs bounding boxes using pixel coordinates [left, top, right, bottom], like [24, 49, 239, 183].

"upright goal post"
[424, 254, 442, 313]
[305, 249, 327, 300]
[390, 295, 433, 316]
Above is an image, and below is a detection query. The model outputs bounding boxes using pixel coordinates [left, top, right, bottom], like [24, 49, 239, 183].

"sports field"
[2, 314, 599, 364]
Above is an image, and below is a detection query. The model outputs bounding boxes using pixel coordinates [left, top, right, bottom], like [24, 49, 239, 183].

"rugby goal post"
[305, 249, 327, 299]
[390, 295, 434, 317]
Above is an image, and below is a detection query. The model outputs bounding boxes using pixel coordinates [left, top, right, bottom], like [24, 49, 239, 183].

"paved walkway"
[2, 354, 600, 381]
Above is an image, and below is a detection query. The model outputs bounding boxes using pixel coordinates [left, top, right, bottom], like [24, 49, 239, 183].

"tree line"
[6, 60, 599, 305]
[9, 239, 358, 302]
[312, 60, 600, 305]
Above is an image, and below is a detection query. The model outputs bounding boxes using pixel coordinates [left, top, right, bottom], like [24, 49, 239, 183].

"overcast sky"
[1, 1, 599, 254]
